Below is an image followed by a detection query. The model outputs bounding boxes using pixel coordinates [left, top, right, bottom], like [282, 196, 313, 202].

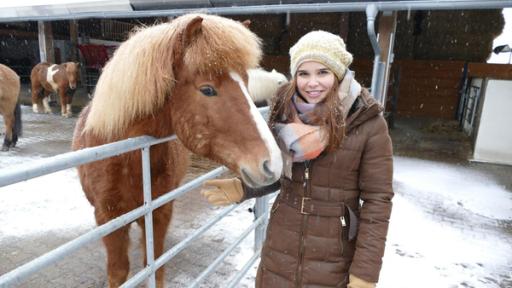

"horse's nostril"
[262, 160, 273, 177]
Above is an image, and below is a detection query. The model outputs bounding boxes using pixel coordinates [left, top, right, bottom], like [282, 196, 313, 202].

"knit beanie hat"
[289, 30, 353, 80]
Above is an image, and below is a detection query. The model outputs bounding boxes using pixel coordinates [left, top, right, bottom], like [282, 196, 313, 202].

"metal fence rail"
[0, 107, 272, 288]
[0, 134, 176, 187]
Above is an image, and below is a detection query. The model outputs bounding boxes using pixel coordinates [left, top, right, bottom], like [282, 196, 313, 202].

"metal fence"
[0, 108, 272, 288]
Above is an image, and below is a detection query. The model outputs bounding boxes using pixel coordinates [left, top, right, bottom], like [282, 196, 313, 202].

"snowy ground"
[380, 157, 512, 288]
[0, 107, 511, 287]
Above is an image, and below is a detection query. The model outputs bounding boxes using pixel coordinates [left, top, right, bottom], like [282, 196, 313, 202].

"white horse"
[248, 68, 288, 106]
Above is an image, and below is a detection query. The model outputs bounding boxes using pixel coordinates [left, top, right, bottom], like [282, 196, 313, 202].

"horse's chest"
[45, 65, 60, 91]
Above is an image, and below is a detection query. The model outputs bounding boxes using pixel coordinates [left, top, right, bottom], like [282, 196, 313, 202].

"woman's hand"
[201, 178, 244, 206]
[347, 274, 376, 288]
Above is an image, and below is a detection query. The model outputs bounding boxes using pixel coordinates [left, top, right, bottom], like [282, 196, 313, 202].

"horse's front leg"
[138, 202, 173, 288]
[65, 89, 75, 118]
[42, 90, 52, 114]
[96, 209, 131, 288]
[59, 89, 72, 117]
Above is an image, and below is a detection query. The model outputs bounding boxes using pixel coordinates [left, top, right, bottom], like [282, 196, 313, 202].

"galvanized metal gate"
[0, 108, 272, 288]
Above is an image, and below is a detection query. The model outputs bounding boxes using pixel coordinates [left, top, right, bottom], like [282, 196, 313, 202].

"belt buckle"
[300, 197, 311, 214]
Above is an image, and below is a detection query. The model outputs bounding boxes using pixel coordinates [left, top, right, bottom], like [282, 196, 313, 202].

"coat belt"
[278, 189, 359, 241]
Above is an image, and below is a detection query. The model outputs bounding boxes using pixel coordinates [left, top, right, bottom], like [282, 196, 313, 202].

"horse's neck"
[127, 102, 175, 139]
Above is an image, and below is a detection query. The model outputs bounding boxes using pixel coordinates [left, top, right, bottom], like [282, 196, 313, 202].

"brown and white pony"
[30, 61, 80, 117]
[0, 64, 22, 151]
[72, 14, 282, 287]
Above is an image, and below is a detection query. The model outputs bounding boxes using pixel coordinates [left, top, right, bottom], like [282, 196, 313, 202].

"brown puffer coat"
[249, 89, 394, 287]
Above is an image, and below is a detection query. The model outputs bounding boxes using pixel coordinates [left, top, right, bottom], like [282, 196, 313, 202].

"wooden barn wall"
[393, 60, 464, 119]
[467, 63, 512, 79]
[394, 61, 512, 119]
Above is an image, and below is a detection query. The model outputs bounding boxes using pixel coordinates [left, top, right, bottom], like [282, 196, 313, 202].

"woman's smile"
[296, 61, 336, 104]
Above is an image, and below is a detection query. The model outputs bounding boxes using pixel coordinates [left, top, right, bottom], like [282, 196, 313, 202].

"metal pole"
[141, 147, 156, 288]
[366, 4, 383, 101]
[0, 135, 176, 187]
[0, 165, 228, 288]
[121, 198, 238, 288]
[254, 195, 270, 251]
[381, 29, 396, 109]
[188, 215, 266, 288]
[2, 1, 512, 22]
[225, 248, 262, 288]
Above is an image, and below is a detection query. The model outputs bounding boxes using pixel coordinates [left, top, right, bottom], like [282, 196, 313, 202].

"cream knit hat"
[289, 30, 353, 80]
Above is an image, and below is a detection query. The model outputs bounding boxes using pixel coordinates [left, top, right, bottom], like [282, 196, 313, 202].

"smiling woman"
[202, 30, 394, 288]
[296, 61, 336, 104]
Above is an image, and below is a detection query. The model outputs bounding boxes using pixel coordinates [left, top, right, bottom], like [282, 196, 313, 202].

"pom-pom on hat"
[289, 30, 353, 80]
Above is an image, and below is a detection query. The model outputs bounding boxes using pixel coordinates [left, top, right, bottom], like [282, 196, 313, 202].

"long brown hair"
[269, 76, 346, 152]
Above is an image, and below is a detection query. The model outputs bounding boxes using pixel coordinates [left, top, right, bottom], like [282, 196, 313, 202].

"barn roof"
[0, 0, 511, 23]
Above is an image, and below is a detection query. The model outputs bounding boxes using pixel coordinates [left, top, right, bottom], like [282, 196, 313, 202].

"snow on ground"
[1, 151, 511, 287]
[0, 162, 94, 237]
[379, 156, 512, 288]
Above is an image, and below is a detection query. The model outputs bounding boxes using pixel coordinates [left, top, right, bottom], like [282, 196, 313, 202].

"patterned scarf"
[274, 70, 361, 163]
[274, 97, 328, 162]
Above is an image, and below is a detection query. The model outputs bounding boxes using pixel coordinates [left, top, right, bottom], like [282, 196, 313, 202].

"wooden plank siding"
[395, 61, 512, 119]
[393, 60, 464, 119]
[467, 63, 512, 79]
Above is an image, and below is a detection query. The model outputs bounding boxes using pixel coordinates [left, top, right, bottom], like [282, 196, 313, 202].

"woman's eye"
[200, 85, 217, 97]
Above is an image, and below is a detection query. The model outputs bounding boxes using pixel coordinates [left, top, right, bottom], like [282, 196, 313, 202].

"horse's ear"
[242, 20, 251, 28]
[271, 69, 277, 73]
[173, 16, 203, 73]
[183, 16, 203, 48]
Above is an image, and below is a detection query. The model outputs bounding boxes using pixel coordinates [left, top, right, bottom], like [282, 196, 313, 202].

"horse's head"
[64, 62, 80, 90]
[169, 15, 282, 187]
[84, 14, 282, 187]
[271, 69, 288, 87]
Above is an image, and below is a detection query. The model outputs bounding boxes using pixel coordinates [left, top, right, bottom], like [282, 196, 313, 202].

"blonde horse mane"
[84, 13, 262, 140]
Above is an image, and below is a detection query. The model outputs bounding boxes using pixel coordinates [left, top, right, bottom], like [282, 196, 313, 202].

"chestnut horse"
[72, 14, 282, 287]
[0, 64, 22, 151]
[30, 61, 80, 117]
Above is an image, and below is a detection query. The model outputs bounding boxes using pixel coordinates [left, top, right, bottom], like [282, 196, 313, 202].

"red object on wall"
[78, 44, 111, 69]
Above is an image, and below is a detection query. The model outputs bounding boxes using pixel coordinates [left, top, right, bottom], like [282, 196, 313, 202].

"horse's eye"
[199, 85, 217, 97]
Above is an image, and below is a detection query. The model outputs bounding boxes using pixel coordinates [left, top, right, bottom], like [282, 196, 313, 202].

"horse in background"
[248, 68, 288, 106]
[72, 14, 282, 287]
[0, 64, 22, 151]
[30, 62, 80, 118]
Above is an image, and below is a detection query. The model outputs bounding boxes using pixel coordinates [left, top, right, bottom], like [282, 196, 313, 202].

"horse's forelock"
[84, 14, 262, 140]
[184, 15, 262, 76]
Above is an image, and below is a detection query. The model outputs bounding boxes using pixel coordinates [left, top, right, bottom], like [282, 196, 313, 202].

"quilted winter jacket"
[245, 89, 394, 288]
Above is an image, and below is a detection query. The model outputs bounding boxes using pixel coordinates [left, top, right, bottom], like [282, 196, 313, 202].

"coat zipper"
[339, 215, 347, 255]
[296, 160, 311, 287]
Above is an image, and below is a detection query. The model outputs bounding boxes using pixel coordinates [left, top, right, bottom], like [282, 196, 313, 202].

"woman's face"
[296, 61, 336, 104]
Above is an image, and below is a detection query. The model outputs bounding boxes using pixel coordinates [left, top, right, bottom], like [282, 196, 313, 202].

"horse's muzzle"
[240, 158, 281, 188]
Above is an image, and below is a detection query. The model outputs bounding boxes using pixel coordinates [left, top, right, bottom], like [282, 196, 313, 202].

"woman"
[202, 30, 393, 288]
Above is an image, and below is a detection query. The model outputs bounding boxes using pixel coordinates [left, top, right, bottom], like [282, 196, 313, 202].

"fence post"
[253, 195, 270, 251]
[141, 147, 156, 288]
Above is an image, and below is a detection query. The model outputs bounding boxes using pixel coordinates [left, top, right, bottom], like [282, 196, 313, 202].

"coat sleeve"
[349, 115, 394, 283]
